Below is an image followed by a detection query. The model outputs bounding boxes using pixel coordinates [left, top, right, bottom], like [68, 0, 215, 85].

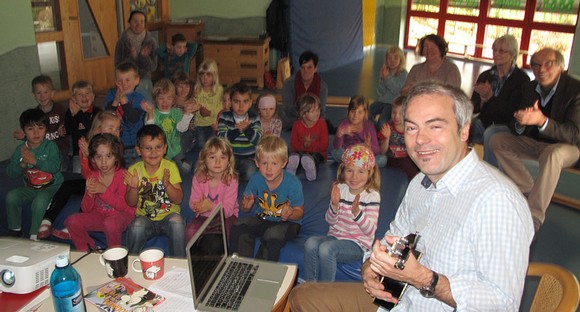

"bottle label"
[54, 289, 86, 312]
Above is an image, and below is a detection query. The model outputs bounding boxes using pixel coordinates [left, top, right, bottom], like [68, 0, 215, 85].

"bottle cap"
[55, 254, 69, 267]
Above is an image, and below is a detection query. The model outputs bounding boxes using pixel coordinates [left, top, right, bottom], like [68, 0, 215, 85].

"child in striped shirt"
[303, 144, 380, 281]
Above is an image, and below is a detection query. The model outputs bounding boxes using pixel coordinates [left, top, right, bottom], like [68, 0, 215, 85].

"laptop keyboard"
[206, 262, 259, 310]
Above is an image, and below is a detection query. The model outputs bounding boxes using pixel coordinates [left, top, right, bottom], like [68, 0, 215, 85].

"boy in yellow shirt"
[124, 124, 185, 257]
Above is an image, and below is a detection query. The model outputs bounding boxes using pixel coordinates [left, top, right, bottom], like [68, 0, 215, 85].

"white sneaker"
[301, 154, 317, 181]
[286, 154, 300, 175]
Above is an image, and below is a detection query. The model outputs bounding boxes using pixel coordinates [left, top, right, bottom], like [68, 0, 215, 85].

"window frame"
[404, 0, 579, 68]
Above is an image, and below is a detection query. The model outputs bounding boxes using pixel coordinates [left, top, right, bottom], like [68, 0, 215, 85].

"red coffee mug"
[131, 248, 164, 280]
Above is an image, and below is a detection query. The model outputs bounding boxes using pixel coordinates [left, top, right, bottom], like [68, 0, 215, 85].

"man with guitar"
[289, 82, 534, 311]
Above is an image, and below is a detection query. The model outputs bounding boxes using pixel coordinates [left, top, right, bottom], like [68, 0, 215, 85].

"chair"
[527, 262, 580, 312]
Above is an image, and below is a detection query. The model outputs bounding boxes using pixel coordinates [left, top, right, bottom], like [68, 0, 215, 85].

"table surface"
[36, 251, 297, 311]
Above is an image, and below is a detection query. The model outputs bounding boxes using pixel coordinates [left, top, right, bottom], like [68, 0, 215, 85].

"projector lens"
[1, 270, 15, 287]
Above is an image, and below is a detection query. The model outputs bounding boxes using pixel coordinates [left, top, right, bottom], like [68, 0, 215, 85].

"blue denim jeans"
[236, 156, 257, 181]
[195, 126, 215, 149]
[470, 118, 485, 144]
[127, 213, 185, 257]
[303, 235, 364, 282]
[229, 217, 300, 261]
[483, 124, 510, 168]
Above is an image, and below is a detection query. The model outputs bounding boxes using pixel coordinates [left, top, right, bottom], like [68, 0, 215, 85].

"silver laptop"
[186, 204, 288, 312]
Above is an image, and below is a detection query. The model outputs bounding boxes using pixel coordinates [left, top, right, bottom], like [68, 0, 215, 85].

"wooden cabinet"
[163, 20, 205, 43]
[203, 37, 270, 89]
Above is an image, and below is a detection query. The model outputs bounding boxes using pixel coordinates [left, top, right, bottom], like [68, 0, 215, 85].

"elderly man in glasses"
[489, 47, 580, 233]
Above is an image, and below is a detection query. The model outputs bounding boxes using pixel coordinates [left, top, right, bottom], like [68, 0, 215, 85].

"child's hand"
[304, 135, 313, 148]
[199, 105, 211, 117]
[351, 194, 361, 216]
[281, 202, 292, 221]
[21, 145, 37, 166]
[241, 194, 254, 211]
[86, 177, 106, 196]
[69, 98, 80, 116]
[380, 123, 391, 141]
[235, 117, 250, 132]
[130, 47, 138, 59]
[140, 44, 152, 56]
[336, 125, 348, 138]
[58, 124, 66, 136]
[379, 64, 389, 80]
[114, 86, 128, 105]
[330, 182, 340, 210]
[13, 129, 25, 140]
[124, 169, 139, 189]
[184, 101, 199, 115]
[85, 178, 97, 197]
[79, 137, 89, 157]
[162, 169, 171, 186]
[364, 134, 372, 148]
[140, 100, 154, 114]
[194, 197, 213, 214]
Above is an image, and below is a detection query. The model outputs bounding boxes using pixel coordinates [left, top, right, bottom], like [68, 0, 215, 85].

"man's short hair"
[531, 47, 565, 69]
[255, 136, 288, 163]
[116, 62, 140, 76]
[20, 108, 48, 129]
[31, 75, 54, 92]
[230, 82, 252, 99]
[171, 33, 187, 45]
[299, 51, 319, 67]
[137, 124, 167, 146]
[403, 82, 473, 131]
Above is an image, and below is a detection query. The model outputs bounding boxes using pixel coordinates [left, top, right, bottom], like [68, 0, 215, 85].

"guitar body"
[373, 234, 421, 310]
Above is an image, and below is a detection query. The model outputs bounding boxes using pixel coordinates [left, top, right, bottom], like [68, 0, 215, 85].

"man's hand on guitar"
[369, 237, 431, 301]
[362, 253, 393, 302]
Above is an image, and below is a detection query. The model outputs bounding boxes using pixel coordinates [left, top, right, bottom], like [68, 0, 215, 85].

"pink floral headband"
[342, 145, 375, 169]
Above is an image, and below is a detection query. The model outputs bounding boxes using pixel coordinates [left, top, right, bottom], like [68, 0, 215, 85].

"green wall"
[170, 0, 270, 19]
[0, 0, 36, 54]
[0, 1, 40, 161]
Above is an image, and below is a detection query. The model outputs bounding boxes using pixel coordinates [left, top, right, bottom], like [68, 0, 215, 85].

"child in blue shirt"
[155, 33, 198, 79]
[229, 136, 304, 261]
[105, 62, 146, 166]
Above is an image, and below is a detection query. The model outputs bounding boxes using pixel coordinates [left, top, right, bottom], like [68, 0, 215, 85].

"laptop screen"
[186, 205, 227, 303]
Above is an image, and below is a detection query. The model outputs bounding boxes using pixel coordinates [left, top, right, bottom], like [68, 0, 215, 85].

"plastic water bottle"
[50, 255, 86, 312]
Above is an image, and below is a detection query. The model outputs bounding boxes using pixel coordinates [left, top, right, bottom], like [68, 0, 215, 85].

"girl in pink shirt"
[65, 133, 135, 251]
[186, 137, 239, 242]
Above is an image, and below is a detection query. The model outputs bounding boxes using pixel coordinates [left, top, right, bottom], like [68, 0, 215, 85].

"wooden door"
[61, 0, 118, 94]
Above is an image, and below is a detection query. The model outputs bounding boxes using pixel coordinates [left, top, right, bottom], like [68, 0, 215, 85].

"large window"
[405, 0, 579, 68]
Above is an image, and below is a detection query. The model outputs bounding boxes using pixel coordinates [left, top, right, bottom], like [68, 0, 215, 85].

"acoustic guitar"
[373, 233, 422, 310]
